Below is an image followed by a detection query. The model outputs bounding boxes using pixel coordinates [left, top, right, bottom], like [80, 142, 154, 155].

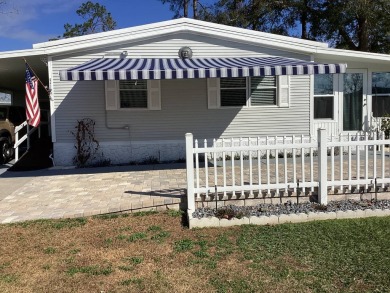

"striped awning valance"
[59, 57, 347, 81]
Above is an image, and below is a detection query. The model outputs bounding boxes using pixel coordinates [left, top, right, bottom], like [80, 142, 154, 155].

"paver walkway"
[0, 164, 188, 224]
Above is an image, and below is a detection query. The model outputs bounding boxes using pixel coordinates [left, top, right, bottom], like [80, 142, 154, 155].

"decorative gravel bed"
[192, 199, 390, 220]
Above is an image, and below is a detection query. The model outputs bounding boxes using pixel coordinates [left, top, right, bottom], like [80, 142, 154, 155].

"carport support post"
[186, 133, 195, 212]
[318, 128, 328, 205]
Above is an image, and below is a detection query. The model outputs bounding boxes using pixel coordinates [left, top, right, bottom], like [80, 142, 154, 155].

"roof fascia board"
[0, 48, 47, 59]
[34, 18, 327, 55]
[315, 47, 390, 63]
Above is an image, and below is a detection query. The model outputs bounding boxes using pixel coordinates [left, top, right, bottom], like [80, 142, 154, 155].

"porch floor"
[0, 164, 187, 224]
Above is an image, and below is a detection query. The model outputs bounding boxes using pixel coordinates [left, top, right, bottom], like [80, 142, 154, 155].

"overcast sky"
[0, 0, 193, 51]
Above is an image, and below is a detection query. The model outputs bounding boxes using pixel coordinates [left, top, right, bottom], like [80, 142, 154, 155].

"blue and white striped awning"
[59, 57, 347, 81]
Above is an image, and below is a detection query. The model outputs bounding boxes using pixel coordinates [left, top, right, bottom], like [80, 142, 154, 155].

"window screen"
[119, 80, 148, 108]
[220, 78, 247, 107]
[314, 74, 334, 119]
[250, 76, 276, 106]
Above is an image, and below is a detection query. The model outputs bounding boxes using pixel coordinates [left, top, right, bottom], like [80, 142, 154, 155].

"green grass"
[12, 217, 87, 229]
[43, 247, 56, 254]
[174, 238, 195, 252]
[166, 209, 183, 217]
[127, 232, 147, 242]
[66, 265, 113, 276]
[132, 210, 159, 217]
[1, 212, 389, 292]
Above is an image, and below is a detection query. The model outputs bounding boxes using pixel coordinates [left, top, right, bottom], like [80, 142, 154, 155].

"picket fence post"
[186, 133, 195, 212]
[318, 128, 328, 205]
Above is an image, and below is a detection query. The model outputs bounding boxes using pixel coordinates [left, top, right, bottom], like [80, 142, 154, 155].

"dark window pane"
[119, 80, 147, 90]
[221, 89, 246, 106]
[0, 107, 6, 119]
[314, 96, 334, 119]
[120, 91, 147, 108]
[220, 77, 246, 88]
[372, 95, 390, 117]
[372, 73, 390, 94]
[251, 88, 276, 105]
[343, 73, 363, 131]
[314, 74, 333, 95]
[9, 107, 24, 125]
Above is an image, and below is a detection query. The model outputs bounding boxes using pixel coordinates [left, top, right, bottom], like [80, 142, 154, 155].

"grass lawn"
[0, 211, 389, 293]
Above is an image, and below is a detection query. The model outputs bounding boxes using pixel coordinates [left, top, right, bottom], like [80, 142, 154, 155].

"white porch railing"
[185, 129, 390, 212]
[14, 121, 38, 162]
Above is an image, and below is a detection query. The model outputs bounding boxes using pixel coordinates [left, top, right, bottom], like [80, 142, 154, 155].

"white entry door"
[342, 69, 367, 132]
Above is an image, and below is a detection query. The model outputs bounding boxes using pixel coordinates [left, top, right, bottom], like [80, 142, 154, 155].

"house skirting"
[53, 140, 186, 166]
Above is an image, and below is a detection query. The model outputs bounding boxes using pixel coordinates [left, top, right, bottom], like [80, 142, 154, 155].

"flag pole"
[23, 57, 51, 95]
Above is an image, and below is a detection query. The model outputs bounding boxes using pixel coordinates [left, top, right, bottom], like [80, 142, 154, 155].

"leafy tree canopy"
[161, 0, 390, 53]
[63, 1, 116, 38]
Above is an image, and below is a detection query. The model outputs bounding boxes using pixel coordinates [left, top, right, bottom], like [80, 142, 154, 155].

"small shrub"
[314, 204, 328, 211]
[381, 114, 390, 138]
[70, 118, 100, 167]
[215, 207, 236, 220]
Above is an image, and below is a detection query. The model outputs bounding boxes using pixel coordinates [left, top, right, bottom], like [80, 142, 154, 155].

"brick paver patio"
[0, 164, 188, 224]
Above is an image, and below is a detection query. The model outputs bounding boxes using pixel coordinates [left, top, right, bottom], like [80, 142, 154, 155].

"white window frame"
[372, 72, 390, 118]
[105, 80, 161, 111]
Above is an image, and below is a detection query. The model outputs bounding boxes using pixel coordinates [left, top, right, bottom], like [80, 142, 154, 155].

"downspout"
[104, 110, 130, 133]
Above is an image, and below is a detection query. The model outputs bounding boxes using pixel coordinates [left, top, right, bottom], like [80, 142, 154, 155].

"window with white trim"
[119, 80, 148, 108]
[314, 74, 334, 119]
[105, 80, 161, 111]
[220, 77, 247, 107]
[219, 76, 278, 107]
[250, 76, 277, 106]
[372, 72, 390, 117]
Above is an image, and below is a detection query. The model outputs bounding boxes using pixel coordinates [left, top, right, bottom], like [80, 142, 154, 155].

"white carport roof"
[0, 49, 48, 93]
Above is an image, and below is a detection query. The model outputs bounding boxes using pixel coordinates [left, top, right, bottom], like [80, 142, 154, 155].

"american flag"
[25, 63, 40, 127]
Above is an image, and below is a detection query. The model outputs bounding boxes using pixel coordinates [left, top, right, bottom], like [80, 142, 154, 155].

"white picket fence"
[185, 129, 390, 212]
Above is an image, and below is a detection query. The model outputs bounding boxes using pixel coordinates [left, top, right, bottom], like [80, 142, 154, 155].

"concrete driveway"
[0, 164, 188, 224]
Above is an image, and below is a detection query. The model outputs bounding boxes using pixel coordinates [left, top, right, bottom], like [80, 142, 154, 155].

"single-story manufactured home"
[0, 18, 390, 166]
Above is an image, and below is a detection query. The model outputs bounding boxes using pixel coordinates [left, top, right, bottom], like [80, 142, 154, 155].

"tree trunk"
[357, 15, 369, 51]
[300, 0, 308, 39]
[184, 0, 188, 17]
[193, 0, 198, 19]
